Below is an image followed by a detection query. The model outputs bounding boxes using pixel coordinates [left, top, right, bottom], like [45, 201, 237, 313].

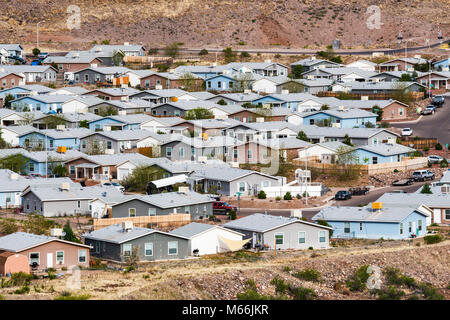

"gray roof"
[355, 143, 415, 156]
[0, 109, 22, 119]
[291, 58, 341, 67]
[84, 129, 154, 141]
[316, 141, 350, 152]
[376, 192, 450, 209]
[329, 99, 407, 109]
[189, 91, 216, 100]
[13, 94, 73, 104]
[76, 66, 130, 75]
[0, 85, 54, 94]
[82, 223, 187, 244]
[169, 222, 217, 238]
[31, 127, 92, 139]
[312, 206, 428, 223]
[223, 213, 331, 233]
[189, 166, 277, 182]
[0, 232, 90, 252]
[87, 87, 139, 96]
[95, 114, 153, 124]
[113, 191, 214, 209]
[335, 81, 425, 90]
[0, 125, 35, 135]
[0, 148, 85, 163]
[55, 87, 89, 95]
[0, 175, 75, 193]
[90, 44, 144, 54]
[158, 100, 222, 111]
[43, 55, 101, 64]
[75, 153, 154, 166]
[63, 95, 105, 107]
[133, 89, 190, 98]
[213, 92, 262, 102]
[25, 184, 125, 202]
[34, 112, 101, 123]
[440, 170, 450, 184]
[300, 126, 399, 139]
[303, 108, 378, 119]
[0, 44, 22, 51]
[1, 65, 56, 74]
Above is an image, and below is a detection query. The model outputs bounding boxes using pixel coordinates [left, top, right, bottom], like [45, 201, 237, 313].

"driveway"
[391, 96, 450, 146]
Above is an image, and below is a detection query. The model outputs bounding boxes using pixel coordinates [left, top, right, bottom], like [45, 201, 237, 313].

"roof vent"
[122, 221, 133, 232]
[61, 183, 70, 191]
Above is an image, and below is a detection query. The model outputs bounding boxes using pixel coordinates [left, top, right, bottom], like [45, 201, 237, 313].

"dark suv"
[432, 95, 445, 107]
[335, 190, 352, 200]
[213, 201, 237, 213]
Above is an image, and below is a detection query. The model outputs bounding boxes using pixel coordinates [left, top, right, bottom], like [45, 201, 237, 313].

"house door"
[47, 253, 53, 268]
[412, 221, 416, 235]
[252, 232, 257, 247]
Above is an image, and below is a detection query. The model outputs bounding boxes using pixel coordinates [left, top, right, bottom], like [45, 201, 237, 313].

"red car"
[213, 201, 237, 213]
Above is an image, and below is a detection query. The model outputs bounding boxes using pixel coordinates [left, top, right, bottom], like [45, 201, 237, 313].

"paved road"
[391, 96, 450, 146]
[179, 39, 450, 56]
[238, 181, 427, 221]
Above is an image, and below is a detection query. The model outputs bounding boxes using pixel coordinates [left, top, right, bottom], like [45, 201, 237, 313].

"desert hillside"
[0, 0, 449, 51]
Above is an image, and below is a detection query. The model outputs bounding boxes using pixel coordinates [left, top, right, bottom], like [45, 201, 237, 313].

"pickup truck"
[213, 201, 237, 214]
[348, 187, 369, 195]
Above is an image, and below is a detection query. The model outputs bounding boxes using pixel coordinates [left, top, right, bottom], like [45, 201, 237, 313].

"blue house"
[252, 93, 323, 111]
[205, 74, 238, 91]
[433, 58, 449, 71]
[313, 205, 428, 240]
[18, 128, 91, 151]
[0, 85, 54, 100]
[11, 94, 72, 113]
[88, 114, 152, 131]
[351, 143, 415, 165]
[301, 108, 378, 128]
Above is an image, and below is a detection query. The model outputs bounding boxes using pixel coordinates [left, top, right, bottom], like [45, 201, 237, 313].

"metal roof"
[113, 191, 214, 209]
[168, 222, 218, 238]
[0, 232, 90, 252]
[355, 143, 415, 156]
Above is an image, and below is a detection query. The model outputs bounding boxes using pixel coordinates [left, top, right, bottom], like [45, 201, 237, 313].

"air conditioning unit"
[230, 161, 239, 168]
[281, 89, 289, 94]
[118, 110, 127, 115]
[123, 42, 129, 46]
[361, 96, 369, 101]
[103, 125, 111, 131]
[256, 117, 265, 123]
[50, 228, 63, 237]
[120, 96, 129, 102]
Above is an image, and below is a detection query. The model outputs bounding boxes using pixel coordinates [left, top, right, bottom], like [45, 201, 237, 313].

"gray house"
[110, 191, 215, 220]
[82, 223, 189, 262]
[188, 167, 282, 196]
[73, 67, 130, 85]
[222, 213, 331, 250]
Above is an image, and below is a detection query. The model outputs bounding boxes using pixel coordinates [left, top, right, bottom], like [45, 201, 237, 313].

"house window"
[298, 231, 306, 244]
[191, 147, 195, 155]
[344, 222, 350, 233]
[166, 147, 172, 157]
[26, 200, 30, 210]
[207, 81, 211, 88]
[373, 138, 378, 144]
[217, 81, 222, 89]
[179, 147, 185, 157]
[36, 103, 41, 111]
[84, 74, 89, 82]
[446, 209, 450, 220]
[129, 208, 136, 217]
[234, 149, 238, 158]
[229, 81, 233, 88]
[145, 80, 150, 87]
[122, 244, 132, 257]
[408, 221, 412, 233]
[145, 243, 153, 256]
[399, 108, 404, 116]
[95, 241, 101, 253]
[309, 119, 315, 125]
[107, 141, 112, 149]
[168, 241, 178, 255]
[82, 140, 87, 149]
[239, 182, 245, 192]
[418, 220, 422, 231]
[262, 181, 269, 188]
[148, 208, 156, 216]
[29, 162, 35, 172]
[372, 157, 378, 164]
[185, 206, 190, 214]
[247, 149, 252, 159]
[75, 74, 79, 82]
[56, 251, 64, 264]
[319, 231, 326, 243]
[400, 223, 403, 234]
[275, 233, 283, 245]
[34, 201, 37, 211]
[77, 201, 81, 208]
[29, 253, 40, 265]
[70, 165, 75, 175]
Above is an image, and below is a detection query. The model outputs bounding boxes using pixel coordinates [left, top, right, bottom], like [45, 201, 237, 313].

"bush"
[420, 183, 432, 194]
[296, 194, 302, 199]
[228, 210, 237, 220]
[14, 285, 30, 294]
[283, 192, 292, 200]
[346, 265, 370, 292]
[1, 219, 19, 235]
[293, 269, 321, 282]
[373, 286, 405, 300]
[237, 279, 272, 300]
[270, 276, 289, 295]
[288, 285, 316, 300]
[423, 234, 443, 245]
[198, 49, 209, 55]
[424, 146, 430, 152]
[275, 196, 281, 201]
[240, 51, 250, 58]
[435, 143, 443, 150]
[257, 190, 267, 199]
[54, 292, 91, 300]
[417, 282, 444, 300]
[440, 158, 448, 168]
[208, 215, 216, 221]
[384, 267, 416, 288]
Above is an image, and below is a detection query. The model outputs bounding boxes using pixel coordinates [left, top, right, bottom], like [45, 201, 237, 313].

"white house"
[346, 60, 378, 72]
[297, 141, 350, 159]
[252, 76, 289, 94]
[169, 222, 246, 256]
[0, 125, 35, 146]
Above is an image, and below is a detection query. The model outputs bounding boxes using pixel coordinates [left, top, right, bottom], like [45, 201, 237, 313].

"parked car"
[8, 56, 26, 64]
[432, 95, 445, 107]
[391, 190, 407, 193]
[349, 187, 369, 195]
[401, 128, 413, 136]
[412, 170, 435, 181]
[213, 201, 237, 213]
[103, 182, 124, 192]
[427, 155, 443, 164]
[334, 190, 352, 200]
[38, 52, 49, 59]
[392, 179, 414, 186]
[421, 105, 436, 115]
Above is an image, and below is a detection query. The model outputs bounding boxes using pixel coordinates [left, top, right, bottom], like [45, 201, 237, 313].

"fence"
[317, 91, 424, 101]
[293, 157, 428, 175]
[400, 138, 438, 149]
[123, 56, 172, 64]
[93, 213, 191, 230]
[262, 183, 325, 198]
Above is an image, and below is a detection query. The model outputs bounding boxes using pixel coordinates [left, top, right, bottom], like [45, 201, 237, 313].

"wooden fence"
[317, 91, 425, 101]
[400, 138, 438, 149]
[93, 214, 191, 230]
[293, 157, 428, 175]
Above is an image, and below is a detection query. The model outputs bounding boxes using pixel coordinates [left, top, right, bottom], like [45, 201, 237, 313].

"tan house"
[0, 232, 91, 272]
[0, 252, 29, 276]
[42, 56, 103, 74]
[0, 72, 24, 88]
[140, 72, 203, 90]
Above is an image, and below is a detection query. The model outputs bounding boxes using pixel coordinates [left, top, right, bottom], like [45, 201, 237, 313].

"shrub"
[424, 146, 429, 152]
[383, 267, 416, 288]
[1, 219, 19, 235]
[435, 143, 443, 150]
[427, 161, 432, 168]
[417, 282, 444, 300]
[288, 285, 316, 300]
[14, 285, 30, 294]
[257, 190, 267, 199]
[346, 265, 370, 292]
[420, 183, 432, 194]
[293, 269, 321, 282]
[283, 266, 291, 272]
[208, 215, 216, 221]
[440, 158, 448, 168]
[270, 276, 289, 295]
[0, 294, 4, 300]
[240, 51, 250, 58]
[275, 196, 281, 201]
[423, 234, 443, 245]
[237, 279, 272, 300]
[198, 49, 209, 55]
[373, 286, 405, 300]
[228, 210, 237, 220]
[283, 192, 292, 200]
[54, 292, 91, 300]
[296, 194, 302, 199]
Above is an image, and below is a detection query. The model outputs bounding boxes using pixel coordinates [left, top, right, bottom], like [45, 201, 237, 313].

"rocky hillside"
[0, 0, 449, 50]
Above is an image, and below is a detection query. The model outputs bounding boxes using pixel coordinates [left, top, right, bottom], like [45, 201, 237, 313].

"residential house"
[19, 128, 91, 151]
[73, 67, 130, 85]
[0, 109, 28, 126]
[290, 57, 342, 73]
[276, 79, 333, 95]
[415, 71, 450, 91]
[301, 67, 377, 82]
[332, 81, 426, 95]
[301, 108, 378, 128]
[333, 99, 409, 121]
[0, 85, 55, 102]
[0, 232, 91, 271]
[130, 89, 197, 104]
[432, 58, 449, 72]
[206, 92, 262, 106]
[82, 223, 189, 262]
[42, 55, 103, 80]
[226, 62, 288, 77]
[169, 222, 246, 256]
[0, 65, 57, 83]
[251, 76, 290, 94]
[298, 141, 350, 160]
[32, 112, 102, 129]
[205, 74, 239, 92]
[344, 143, 415, 165]
[379, 57, 428, 72]
[223, 213, 331, 250]
[0, 72, 25, 88]
[79, 130, 155, 154]
[149, 101, 218, 118]
[83, 87, 140, 101]
[0, 44, 23, 61]
[174, 65, 229, 80]
[312, 205, 428, 239]
[90, 43, 146, 57]
[0, 125, 35, 146]
[346, 60, 378, 71]
[88, 114, 153, 131]
[11, 94, 73, 113]
[139, 72, 203, 90]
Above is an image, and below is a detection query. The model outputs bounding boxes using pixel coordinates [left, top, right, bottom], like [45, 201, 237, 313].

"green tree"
[51, 164, 67, 177]
[399, 73, 412, 82]
[291, 65, 304, 79]
[320, 104, 330, 110]
[240, 51, 251, 59]
[148, 48, 159, 55]
[198, 49, 209, 56]
[222, 47, 237, 63]
[297, 130, 308, 142]
[97, 106, 118, 117]
[23, 214, 57, 235]
[164, 42, 179, 58]
[185, 108, 214, 120]
[372, 106, 383, 121]
[330, 55, 342, 63]
[316, 220, 333, 237]
[0, 154, 29, 174]
[0, 128, 12, 149]
[3, 94, 15, 109]
[101, 40, 110, 45]
[257, 190, 267, 199]
[79, 120, 89, 129]
[32, 48, 41, 57]
[342, 134, 353, 147]
[420, 183, 432, 194]
[111, 50, 124, 66]
[62, 221, 81, 243]
[283, 192, 292, 200]
[217, 99, 228, 105]
[41, 114, 67, 129]
[179, 73, 202, 92]
[121, 165, 166, 193]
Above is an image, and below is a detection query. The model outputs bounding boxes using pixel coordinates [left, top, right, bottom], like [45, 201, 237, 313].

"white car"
[401, 128, 413, 136]
[427, 155, 443, 164]
[103, 182, 125, 192]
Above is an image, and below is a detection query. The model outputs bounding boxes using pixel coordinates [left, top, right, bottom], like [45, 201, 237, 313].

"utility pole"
[428, 61, 432, 98]
[305, 148, 308, 206]
[36, 21, 44, 50]
[45, 131, 48, 178]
